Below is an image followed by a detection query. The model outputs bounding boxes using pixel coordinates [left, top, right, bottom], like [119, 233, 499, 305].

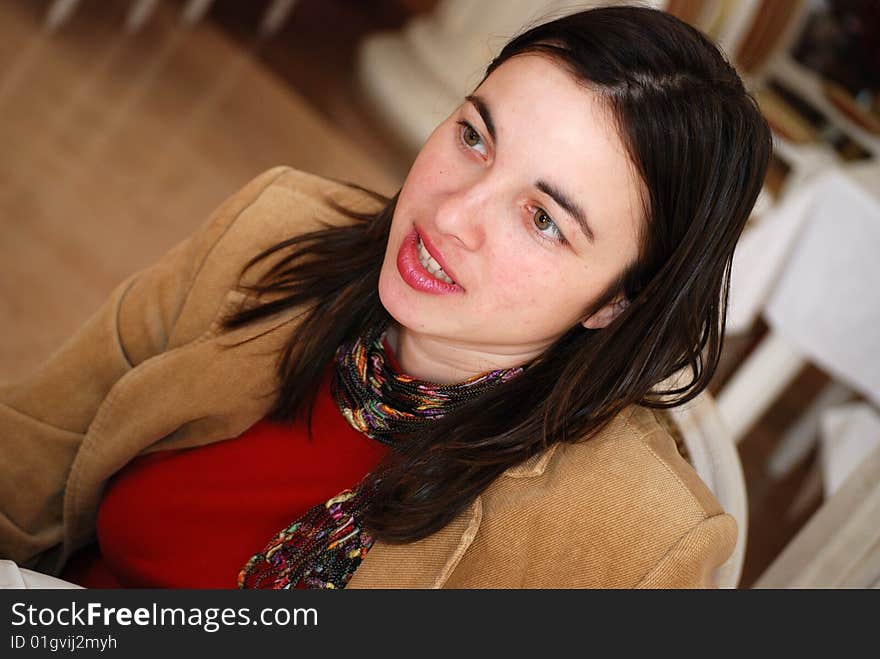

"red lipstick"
[396, 229, 463, 295]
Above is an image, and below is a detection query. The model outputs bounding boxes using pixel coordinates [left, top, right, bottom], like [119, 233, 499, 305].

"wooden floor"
[1, 0, 824, 587]
[0, 0, 399, 382]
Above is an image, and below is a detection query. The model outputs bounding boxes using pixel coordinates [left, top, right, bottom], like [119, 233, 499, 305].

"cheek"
[480, 248, 597, 328]
[403, 134, 456, 192]
[484, 252, 573, 310]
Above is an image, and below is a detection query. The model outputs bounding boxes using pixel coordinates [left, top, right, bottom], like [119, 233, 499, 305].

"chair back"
[664, 391, 749, 588]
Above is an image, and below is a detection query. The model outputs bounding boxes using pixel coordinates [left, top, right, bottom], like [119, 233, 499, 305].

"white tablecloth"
[729, 162, 880, 405]
[763, 164, 880, 405]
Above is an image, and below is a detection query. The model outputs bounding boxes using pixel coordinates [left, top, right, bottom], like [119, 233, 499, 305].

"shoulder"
[552, 406, 725, 521]
[503, 405, 725, 524]
[462, 406, 736, 588]
[203, 166, 387, 258]
[166, 167, 387, 345]
[206, 166, 387, 288]
[253, 166, 388, 214]
[553, 407, 737, 586]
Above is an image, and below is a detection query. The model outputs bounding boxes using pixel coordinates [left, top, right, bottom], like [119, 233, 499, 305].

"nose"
[433, 178, 492, 251]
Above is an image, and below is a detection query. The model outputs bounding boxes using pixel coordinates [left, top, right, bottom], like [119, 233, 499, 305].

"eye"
[530, 206, 567, 245]
[457, 121, 488, 157]
[462, 124, 481, 147]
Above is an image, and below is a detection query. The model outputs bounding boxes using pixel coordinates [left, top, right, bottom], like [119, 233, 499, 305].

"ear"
[580, 296, 630, 330]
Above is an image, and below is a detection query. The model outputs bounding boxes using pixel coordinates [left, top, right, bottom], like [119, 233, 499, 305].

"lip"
[396, 228, 464, 295]
[415, 227, 461, 286]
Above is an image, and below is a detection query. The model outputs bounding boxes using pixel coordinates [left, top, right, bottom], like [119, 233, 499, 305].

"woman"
[0, 6, 770, 588]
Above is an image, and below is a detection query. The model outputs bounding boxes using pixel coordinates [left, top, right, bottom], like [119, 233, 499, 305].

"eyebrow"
[465, 95, 496, 142]
[465, 94, 596, 245]
[536, 180, 596, 244]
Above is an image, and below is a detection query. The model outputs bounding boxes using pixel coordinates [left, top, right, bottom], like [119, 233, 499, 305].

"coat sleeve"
[0, 166, 293, 567]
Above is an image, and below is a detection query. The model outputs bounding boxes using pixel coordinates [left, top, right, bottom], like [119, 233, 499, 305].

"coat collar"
[502, 442, 559, 478]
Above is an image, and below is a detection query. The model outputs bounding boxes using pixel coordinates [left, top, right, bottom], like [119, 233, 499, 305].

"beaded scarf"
[237, 320, 525, 589]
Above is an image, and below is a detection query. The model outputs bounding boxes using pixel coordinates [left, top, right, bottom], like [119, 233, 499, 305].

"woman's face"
[378, 54, 645, 370]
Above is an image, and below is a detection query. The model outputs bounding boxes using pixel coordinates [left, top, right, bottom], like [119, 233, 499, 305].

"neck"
[384, 322, 540, 384]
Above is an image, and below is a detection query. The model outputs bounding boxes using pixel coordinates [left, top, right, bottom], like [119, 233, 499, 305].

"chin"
[377, 267, 436, 335]
[377, 266, 413, 325]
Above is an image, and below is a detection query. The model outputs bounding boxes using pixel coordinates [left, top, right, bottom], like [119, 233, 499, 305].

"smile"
[416, 236, 455, 284]
[395, 229, 463, 295]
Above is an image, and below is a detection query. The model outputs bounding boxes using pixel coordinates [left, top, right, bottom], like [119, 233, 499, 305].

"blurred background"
[1, 0, 878, 588]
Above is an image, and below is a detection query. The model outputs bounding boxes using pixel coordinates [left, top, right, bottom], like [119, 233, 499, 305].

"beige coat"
[0, 167, 736, 588]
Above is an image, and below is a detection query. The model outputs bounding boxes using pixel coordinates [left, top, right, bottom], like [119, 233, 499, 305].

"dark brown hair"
[222, 6, 771, 542]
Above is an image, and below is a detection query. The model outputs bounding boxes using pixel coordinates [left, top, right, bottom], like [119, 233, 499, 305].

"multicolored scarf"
[237, 321, 524, 589]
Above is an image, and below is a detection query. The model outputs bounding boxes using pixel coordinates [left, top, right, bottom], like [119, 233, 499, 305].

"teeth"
[417, 237, 455, 285]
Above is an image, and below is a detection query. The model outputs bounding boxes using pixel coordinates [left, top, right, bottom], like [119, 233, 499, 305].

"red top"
[61, 353, 396, 589]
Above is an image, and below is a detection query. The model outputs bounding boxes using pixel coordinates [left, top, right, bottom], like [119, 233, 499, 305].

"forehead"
[475, 54, 646, 245]
[478, 54, 616, 147]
